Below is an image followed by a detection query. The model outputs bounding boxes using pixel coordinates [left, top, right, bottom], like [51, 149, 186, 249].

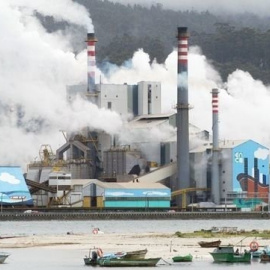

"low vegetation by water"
[175, 229, 270, 239]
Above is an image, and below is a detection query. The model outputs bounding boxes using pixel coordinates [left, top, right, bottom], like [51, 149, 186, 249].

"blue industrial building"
[104, 187, 171, 208]
[0, 166, 33, 206]
[83, 181, 171, 209]
[191, 139, 269, 208]
[231, 139, 269, 192]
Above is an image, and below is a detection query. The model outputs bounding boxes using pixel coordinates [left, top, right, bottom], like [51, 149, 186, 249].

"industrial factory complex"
[0, 27, 269, 211]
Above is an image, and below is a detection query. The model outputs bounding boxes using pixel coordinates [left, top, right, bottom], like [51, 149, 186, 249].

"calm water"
[1, 219, 270, 269]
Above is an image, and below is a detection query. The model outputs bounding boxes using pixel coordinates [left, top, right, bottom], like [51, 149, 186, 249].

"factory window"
[108, 102, 111, 109]
[148, 85, 152, 102]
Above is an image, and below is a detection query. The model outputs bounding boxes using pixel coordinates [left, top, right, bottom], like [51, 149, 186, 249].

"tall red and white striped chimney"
[176, 27, 190, 209]
[211, 88, 220, 204]
[87, 33, 97, 102]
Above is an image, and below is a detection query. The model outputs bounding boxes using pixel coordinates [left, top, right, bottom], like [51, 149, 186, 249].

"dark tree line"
[191, 23, 270, 83]
[40, 0, 270, 84]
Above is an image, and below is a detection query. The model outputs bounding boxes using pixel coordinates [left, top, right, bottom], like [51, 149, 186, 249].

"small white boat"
[0, 252, 10, 263]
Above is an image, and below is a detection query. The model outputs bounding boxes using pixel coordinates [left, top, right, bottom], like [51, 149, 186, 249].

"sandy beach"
[0, 232, 268, 261]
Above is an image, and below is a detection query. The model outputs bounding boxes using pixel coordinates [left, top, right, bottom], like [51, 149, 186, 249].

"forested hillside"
[43, 0, 270, 84]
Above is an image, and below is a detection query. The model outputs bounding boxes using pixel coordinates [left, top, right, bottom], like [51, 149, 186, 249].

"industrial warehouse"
[0, 27, 269, 211]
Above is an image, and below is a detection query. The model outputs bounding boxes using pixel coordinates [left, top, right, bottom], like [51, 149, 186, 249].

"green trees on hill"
[53, 0, 270, 84]
[192, 23, 270, 83]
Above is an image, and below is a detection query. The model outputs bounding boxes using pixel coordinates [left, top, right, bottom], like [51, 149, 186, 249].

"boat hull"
[84, 248, 148, 266]
[84, 257, 98, 266]
[211, 253, 251, 263]
[0, 253, 10, 264]
[261, 254, 270, 262]
[210, 246, 251, 263]
[172, 254, 193, 262]
[198, 240, 221, 248]
[251, 246, 270, 258]
[124, 249, 147, 259]
[98, 257, 161, 267]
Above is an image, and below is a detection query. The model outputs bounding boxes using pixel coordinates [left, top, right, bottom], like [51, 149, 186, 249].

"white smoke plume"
[0, 0, 121, 170]
[103, 46, 270, 151]
[1, 0, 270, 173]
[10, 0, 94, 31]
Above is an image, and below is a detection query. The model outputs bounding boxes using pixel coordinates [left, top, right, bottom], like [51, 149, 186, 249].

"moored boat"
[124, 249, 148, 259]
[260, 253, 270, 262]
[172, 254, 193, 262]
[251, 245, 270, 258]
[84, 248, 148, 266]
[198, 240, 221, 248]
[210, 246, 251, 263]
[98, 257, 161, 267]
[0, 252, 10, 264]
[84, 248, 102, 266]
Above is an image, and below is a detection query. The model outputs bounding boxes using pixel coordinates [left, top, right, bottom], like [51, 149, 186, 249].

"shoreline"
[0, 211, 269, 221]
[0, 232, 267, 260]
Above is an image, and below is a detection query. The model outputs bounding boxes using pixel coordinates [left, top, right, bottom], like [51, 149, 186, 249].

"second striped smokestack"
[87, 33, 97, 102]
[211, 88, 220, 204]
[176, 27, 190, 208]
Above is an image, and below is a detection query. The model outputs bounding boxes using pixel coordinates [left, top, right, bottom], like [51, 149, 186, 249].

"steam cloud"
[0, 0, 120, 170]
[1, 0, 270, 172]
[104, 46, 270, 152]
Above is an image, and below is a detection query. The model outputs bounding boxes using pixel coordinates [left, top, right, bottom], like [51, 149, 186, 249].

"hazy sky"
[109, 0, 270, 17]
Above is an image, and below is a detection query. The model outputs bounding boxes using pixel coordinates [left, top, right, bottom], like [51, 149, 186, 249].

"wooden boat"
[124, 249, 148, 259]
[84, 248, 148, 266]
[198, 240, 221, 248]
[172, 254, 193, 262]
[261, 254, 270, 262]
[98, 257, 161, 267]
[210, 246, 251, 263]
[0, 252, 10, 264]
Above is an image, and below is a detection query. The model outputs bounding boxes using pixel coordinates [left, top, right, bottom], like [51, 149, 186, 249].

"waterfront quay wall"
[0, 211, 269, 221]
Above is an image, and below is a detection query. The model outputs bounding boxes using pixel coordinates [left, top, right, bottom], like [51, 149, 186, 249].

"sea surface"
[1, 218, 270, 269]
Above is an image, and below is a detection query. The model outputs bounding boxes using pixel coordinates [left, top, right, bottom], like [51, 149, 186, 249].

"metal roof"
[127, 114, 208, 139]
[190, 139, 249, 153]
[127, 114, 174, 129]
[72, 179, 169, 189]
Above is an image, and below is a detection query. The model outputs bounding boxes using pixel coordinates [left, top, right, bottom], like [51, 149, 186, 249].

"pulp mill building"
[1, 28, 268, 210]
